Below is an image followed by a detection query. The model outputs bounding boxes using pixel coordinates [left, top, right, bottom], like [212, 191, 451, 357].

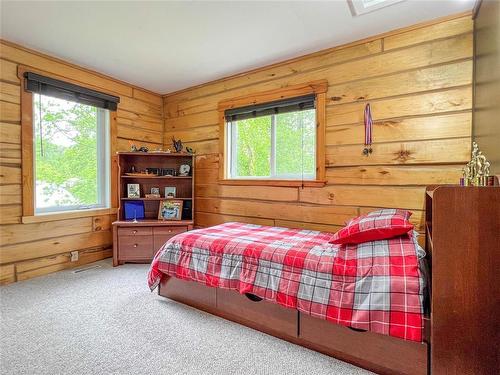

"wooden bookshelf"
[112, 152, 194, 266]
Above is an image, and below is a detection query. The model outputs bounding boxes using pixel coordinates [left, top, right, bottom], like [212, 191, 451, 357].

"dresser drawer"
[153, 226, 187, 236]
[119, 235, 153, 260]
[153, 226, 188, 256]
[118, 227, 152, 236]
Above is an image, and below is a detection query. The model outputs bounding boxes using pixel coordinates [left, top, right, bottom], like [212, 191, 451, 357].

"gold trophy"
[462, 142, 492, 186]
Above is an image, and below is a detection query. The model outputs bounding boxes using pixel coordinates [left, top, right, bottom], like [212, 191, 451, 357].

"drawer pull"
[133, 230, 137, 234]
[245, 293, 263, 302]
[168, 230, 172, 233]
[133, 244, 138, 248]
[347, 326, 367, 333]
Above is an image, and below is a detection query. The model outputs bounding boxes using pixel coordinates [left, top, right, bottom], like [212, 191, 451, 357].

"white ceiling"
[0, 0, 475, 95]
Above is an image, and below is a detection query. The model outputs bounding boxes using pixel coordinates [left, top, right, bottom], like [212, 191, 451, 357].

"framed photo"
[164, 186, 176, 198]
[123, 200, 145, 221]
[127, 183, 140, 198]
[145, 167, 159, 175]
[151, 187, 160, 195]
[158, 199, 183, 221]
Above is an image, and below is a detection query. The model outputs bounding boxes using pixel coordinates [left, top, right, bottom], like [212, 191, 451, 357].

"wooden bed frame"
[156, 186, 499, 374]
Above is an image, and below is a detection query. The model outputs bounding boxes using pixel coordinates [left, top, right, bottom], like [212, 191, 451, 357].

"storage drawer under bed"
[159, 277, 428, 375]
[216, 288, 298, 339]
[299, 313, 428, 375]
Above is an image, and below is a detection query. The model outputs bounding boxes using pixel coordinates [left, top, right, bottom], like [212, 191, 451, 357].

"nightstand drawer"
[119, 236, 153, 259]
[153, 226, 187, 236]
[153, 226, 188, 256]
[118, 227, 152, 236]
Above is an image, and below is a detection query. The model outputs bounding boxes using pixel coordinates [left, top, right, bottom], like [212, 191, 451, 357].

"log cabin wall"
[0, 40, 163, 284]
[473, 0, 500, 174]
[163, 13, 473, 235]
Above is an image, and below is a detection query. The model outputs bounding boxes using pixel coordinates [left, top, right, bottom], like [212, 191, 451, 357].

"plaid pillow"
[331, 209, 413, 245]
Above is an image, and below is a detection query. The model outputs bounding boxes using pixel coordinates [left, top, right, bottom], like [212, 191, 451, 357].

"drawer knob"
[168, 230, 172, 233]
[133, 230, 137, 234]
[133, 244, 138, 248]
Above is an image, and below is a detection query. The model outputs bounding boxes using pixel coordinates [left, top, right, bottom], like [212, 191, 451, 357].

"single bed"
[149, 222, 427, 342]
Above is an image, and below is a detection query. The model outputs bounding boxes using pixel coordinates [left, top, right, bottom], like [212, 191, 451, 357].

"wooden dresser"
[112, 152, 194, 266]
[425, 185, 499, 374]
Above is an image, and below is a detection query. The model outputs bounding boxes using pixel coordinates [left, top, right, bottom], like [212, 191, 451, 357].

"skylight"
[348, 0, 405, 16]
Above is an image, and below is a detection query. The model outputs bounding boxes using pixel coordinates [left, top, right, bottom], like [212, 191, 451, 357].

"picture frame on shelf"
[165, 186, 176, 198]
[145, 167, 159, 175]
[151, 187, 160, 195]
[161, 168, 176, 176]
[127, 183, 140, 198]
[158, 199, 183, 221]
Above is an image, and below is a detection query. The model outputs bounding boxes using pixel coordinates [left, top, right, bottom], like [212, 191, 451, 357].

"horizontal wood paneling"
[0, 41, 163, 284]
[163, 15, 473, 236]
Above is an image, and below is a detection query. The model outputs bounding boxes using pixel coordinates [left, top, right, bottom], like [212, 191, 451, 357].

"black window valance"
[224, 94, 315, 122]
[24, 72, 120, 111]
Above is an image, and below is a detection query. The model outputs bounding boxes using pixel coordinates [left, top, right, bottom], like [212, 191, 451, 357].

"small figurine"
[186, 146, 196, 155]
[130, 144, 138, 152]
[138, 146, 149, 152]
[172, 137, 183, 153]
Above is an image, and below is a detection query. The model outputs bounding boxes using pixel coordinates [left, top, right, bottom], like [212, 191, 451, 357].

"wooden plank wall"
[0, 40, 163, 284]
[163, 14, 473, 237]
[473, 0, 500, 174]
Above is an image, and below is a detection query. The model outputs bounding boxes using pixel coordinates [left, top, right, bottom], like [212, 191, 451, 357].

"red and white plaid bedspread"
[148, 222, 426, 342]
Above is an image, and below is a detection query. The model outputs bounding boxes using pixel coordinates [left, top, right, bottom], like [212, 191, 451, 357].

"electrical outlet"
[70, 251, 79, 262]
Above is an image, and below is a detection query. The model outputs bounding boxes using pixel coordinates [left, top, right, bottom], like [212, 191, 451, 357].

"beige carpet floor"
[0, 259, 371, 375]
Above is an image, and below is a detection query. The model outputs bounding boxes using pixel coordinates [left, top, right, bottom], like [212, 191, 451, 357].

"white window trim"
[348, 0, 405, 16]
[33, 96, 111, 215]
[226, 112, 316, 181]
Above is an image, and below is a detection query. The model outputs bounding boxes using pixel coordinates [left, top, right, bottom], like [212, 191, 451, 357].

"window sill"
[218, 179, 326, 188]
[22, 207, 118, 224]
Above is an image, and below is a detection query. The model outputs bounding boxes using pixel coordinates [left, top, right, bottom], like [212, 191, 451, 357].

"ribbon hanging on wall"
[363, 103, 373, 156]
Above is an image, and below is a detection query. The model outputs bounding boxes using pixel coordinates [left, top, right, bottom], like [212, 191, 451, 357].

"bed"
[148, 220, 429, 374]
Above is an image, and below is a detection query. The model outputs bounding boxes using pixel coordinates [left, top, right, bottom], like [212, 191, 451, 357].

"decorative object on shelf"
[130, 143, 138, 152]
[362, 103, 373, 156]
[179, 164, 191, 176]
[125, 171, 156, 177]
[145, 194, 160, 199]
[123, 200, 145, 222]
[172, 137, 183, 153]
[182, 199, 192, 220]
[158, 199, 183, 221]
[146, 168, 160, 175]
[130, 165, 136, 173]
[186, 146, 196, 154]
[462, 142, 492, 186]
[138, 146, 149, 152]
[161, 168, 176, 176]
[127, 183, 140, 198]
[150, 187, 160, 196]
[165, 186, 176, 198]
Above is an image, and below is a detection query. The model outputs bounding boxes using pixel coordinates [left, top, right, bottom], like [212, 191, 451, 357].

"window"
[226, 100, 316, 180]
[218, 80, 327, 186]
[20, 69, 119, 217]
[348, 0, 405, 16]
[33, 94, 110, 213]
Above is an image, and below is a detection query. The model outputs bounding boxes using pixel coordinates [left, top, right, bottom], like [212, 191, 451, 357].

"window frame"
[19, 66, 118, 222]
[227, 111, 317, 180]
[218, 80, 328, 187]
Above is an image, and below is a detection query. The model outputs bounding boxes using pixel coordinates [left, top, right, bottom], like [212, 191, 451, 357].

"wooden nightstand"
[112, 220, 193, 266]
